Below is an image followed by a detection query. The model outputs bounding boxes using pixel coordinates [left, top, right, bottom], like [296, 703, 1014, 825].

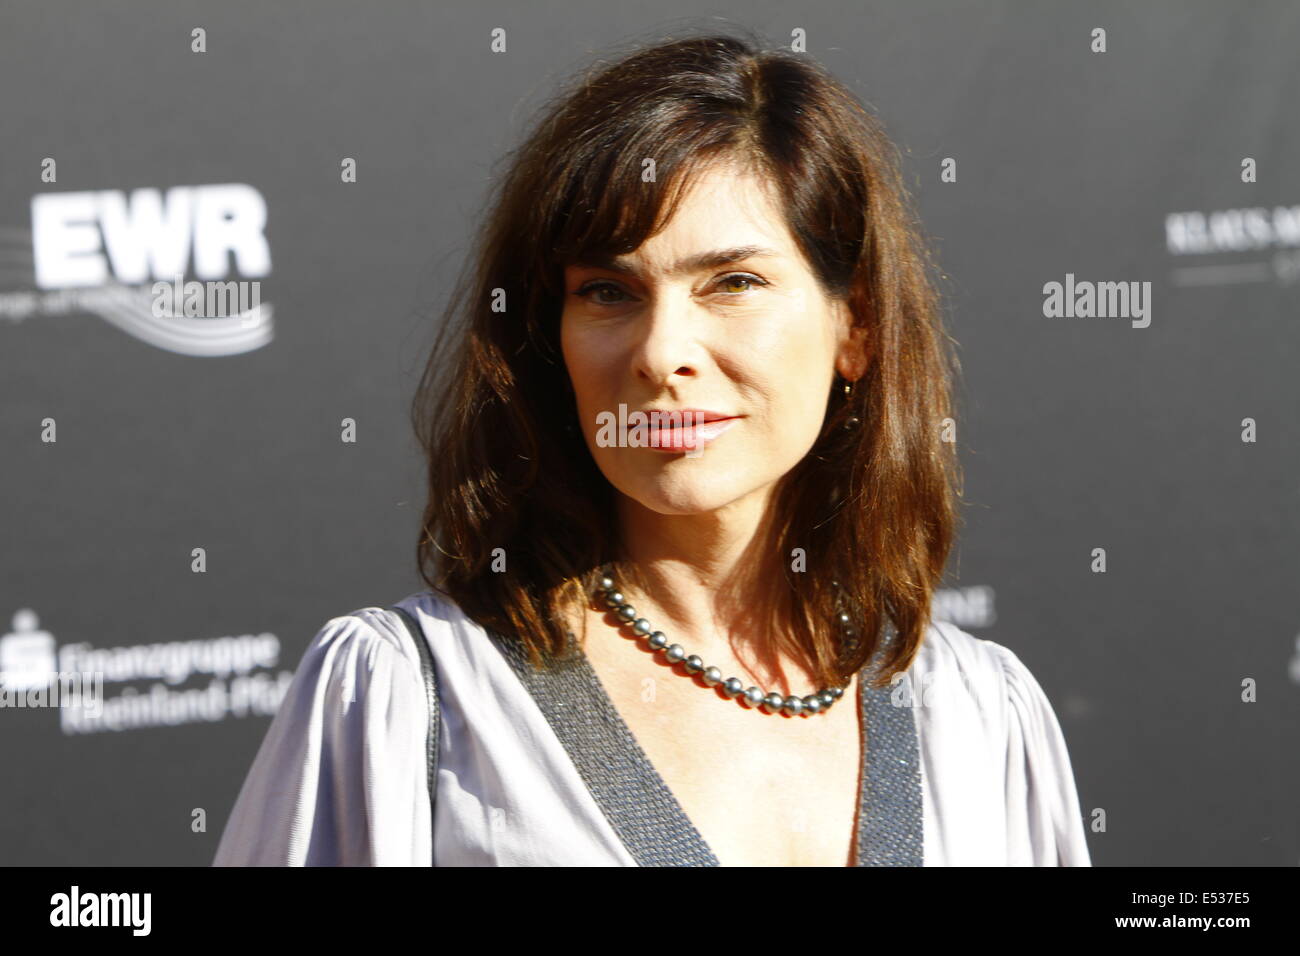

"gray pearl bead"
[594, 576, 858, 722]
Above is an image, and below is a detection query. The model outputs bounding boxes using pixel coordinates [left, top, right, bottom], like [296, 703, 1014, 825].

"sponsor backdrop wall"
[2, 1, 1296, 866]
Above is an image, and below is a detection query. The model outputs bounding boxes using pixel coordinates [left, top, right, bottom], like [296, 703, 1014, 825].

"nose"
[630, 287, 701, 388]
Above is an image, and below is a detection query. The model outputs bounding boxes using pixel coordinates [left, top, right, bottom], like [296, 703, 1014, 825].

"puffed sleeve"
[212, 610, 432, 866]
[989, 643, 1092, 866]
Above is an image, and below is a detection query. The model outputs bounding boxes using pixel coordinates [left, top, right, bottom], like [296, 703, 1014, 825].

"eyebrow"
[568, 245, 782, 278]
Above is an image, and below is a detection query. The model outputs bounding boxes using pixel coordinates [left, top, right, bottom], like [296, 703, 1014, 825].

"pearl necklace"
[594, 570, 857, 717]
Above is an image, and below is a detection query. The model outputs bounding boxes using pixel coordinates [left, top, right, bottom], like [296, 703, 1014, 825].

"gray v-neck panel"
[484, 623, 923, 867]
[486, 628, 719, 866]
[855, 619, 925, 866]
[858, 678, 925, 865]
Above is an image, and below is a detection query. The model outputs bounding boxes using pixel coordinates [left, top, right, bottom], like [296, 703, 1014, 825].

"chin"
[613, 461, 767, 517]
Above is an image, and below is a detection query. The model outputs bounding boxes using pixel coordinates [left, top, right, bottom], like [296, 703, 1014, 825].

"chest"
[583, 637, 865, 867]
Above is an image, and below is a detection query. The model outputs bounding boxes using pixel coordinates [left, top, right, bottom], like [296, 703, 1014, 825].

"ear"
[833, 299, 871, 382]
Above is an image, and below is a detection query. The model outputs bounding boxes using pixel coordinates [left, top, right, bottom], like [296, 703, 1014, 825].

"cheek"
[740, 319, 834, 436]
[561, 328, 615, 409]
[744, 291, 834, 354]
[559, 320, 588, 384]
[744, 311, 833, 382]
[559, 318, 578, 374]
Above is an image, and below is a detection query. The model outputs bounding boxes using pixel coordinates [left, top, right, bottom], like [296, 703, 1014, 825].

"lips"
[637, 408, 736, 425]
[634, 410, 742, 453]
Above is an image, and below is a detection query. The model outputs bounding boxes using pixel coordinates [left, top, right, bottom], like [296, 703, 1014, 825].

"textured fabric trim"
[857, 680, 925, 863]
[485, 628, 719, 866]
[386, 605, 441, 863]
[857, 621, 925, 866]
[485, 621, 923, 867]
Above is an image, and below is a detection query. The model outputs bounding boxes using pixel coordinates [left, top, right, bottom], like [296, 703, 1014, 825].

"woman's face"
[559, 162, 866, 518]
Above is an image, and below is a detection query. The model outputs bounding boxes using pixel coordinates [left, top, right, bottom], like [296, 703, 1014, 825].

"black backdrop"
[1, 0, 1296, 866]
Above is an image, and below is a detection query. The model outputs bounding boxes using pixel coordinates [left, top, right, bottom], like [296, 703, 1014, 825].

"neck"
[604, 485, 813, 689]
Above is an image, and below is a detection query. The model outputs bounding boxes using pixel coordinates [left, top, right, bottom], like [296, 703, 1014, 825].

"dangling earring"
[842, 377, 860, 430]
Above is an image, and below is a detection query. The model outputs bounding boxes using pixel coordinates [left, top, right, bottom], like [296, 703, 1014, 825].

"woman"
[213, 32, 1091, 867]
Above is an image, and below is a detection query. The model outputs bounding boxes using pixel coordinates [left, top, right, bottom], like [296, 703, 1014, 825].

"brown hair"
[411, 29, 962, 689]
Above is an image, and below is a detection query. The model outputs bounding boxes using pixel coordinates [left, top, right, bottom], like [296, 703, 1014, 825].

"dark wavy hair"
[411, 29, 962, 690]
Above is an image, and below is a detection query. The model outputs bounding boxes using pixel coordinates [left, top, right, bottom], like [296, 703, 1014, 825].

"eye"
[716, 273, 767, 294]
[573, 281, 631, 305]
[572, 272, 768, 305]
